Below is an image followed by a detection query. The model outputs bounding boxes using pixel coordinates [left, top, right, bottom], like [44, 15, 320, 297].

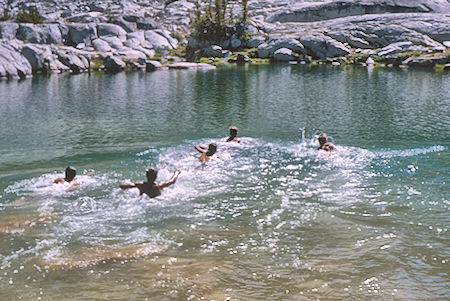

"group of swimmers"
[54, 127, 336, 198]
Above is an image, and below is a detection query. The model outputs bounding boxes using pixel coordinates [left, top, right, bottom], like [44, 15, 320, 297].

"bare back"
[135, 182, 162, 198]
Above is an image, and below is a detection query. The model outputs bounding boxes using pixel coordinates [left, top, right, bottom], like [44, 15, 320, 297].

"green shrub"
[0, 6, 12, 21]
[16, 6, 44, 24]
[189, 0, 251, 44]
[170, 31, 184, 41]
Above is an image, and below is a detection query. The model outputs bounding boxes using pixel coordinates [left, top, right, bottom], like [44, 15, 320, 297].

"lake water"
[0, 64, 449, 300]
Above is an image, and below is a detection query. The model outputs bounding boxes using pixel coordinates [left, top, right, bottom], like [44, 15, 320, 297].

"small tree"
[241, 0, 249, 24]
[190, 0, 250, 44]
[16, 6, 44, 24]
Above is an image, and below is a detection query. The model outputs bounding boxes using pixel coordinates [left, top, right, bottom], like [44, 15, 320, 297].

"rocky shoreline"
[0, 0, 449, 79]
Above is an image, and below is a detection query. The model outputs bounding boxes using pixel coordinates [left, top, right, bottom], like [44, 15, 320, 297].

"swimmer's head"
[229, 126, 238, 137]
[207, 143, 217, 155]
[318, 133, 328, 146]
[65, 166, 77, 182]
[146, 168, 158, 183]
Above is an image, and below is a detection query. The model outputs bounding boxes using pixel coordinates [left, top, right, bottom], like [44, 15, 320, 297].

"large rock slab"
[0, 23, 19, 40]
[92, 38, 112, 52]
[266, 0, 449, 23]
[67, 23, 97, 46]
[144, 30, 173, 51]
[111, 16, 138, 33]
[300, 34, 351, 59]
[0, 42, 32, 79]
[97, 23, 127, 41]
[16, 24, 62, 44]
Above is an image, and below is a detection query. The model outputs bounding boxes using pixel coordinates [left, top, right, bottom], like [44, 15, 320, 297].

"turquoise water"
[0, 65, 449, 300]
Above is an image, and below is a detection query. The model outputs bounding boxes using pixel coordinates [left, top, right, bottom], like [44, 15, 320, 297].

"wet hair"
[318, 133, 328, 145]
[146, 168, 158, 183]
[229, 126, 238, 136]
[65, 166, 77, 182]
[207, 143, 217, 155]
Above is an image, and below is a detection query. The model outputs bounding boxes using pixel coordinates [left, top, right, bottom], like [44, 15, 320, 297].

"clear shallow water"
[0, 65, 449, 300]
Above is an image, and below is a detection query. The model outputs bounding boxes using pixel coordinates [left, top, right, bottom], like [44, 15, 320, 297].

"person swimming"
[317, 133, 336, 151]
[226, 126, 240, 143]
[119, 168, 181, 198]
[194, 143, 220, 162]
[54, 166, 82, 187]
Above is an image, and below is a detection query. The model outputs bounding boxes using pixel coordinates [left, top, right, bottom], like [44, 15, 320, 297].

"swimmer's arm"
[54, 177, 65, 184]
[158, 170, 181, 189]
[194, 145, 206, 153]
[65, 180, 82, 191]
[119, 181, 143, 189]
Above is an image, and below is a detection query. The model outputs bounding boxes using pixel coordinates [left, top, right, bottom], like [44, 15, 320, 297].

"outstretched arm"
[120, 181, 142, 189]
[158, 170, 181, 189]
[194, 145, 206, 153]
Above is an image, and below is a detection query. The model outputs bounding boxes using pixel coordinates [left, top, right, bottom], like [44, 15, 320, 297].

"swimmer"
[195, 143, 220, 162]
[120, 168, 181, 198]
[317, 133, 336, 151]
[54, 166, 82, 187]
[226, 126, 240, 143]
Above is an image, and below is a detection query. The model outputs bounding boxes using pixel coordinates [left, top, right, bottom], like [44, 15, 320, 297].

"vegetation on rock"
[16, 6, 44, 24]
[0, 6, 12, 21]
[189, 0, 251, 45]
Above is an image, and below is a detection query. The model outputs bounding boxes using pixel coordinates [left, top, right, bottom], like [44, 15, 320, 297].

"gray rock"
[0, 42, 32, 79]
[377, 41, 414, 56]
[443, 41, 450, 48]
[146, 60, 163, 71]
[402, 53, 449, 67]
[105, 55, 126, 72]
[258, 38, 305, 58]
[111, 16, 137, 33]
[153, 29, 178, 49]
[92, 38, 112, 52]
[97, 23, 127, 41]
[144, 30, 173, 51]
[203, 45, 223, 57]
[21, 45, 46, 72]
[167, 62, 216, 70]
[236, 53, 250, 63]
[137, 18, 159, 30]
[118, 49, 146, 63]
[300, 34, 350, 59]
[366, 57, 375, 65]
[16, 24, 62, 44]
[127, 31, 146, 44]
[57, 50, 87, 73]
[67, 12, 105, 23]
[89, 2, 108, 12]
[0, 23, 19, 40]
[123, 15, 142, 23]
[230, 35, 242, 48]
[266, 0, 445, 23]
[67, 23, 97, 46]
[246, 36, 265, 48]
[273, 48, 295, 61]
[101, 36, 123, 50]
